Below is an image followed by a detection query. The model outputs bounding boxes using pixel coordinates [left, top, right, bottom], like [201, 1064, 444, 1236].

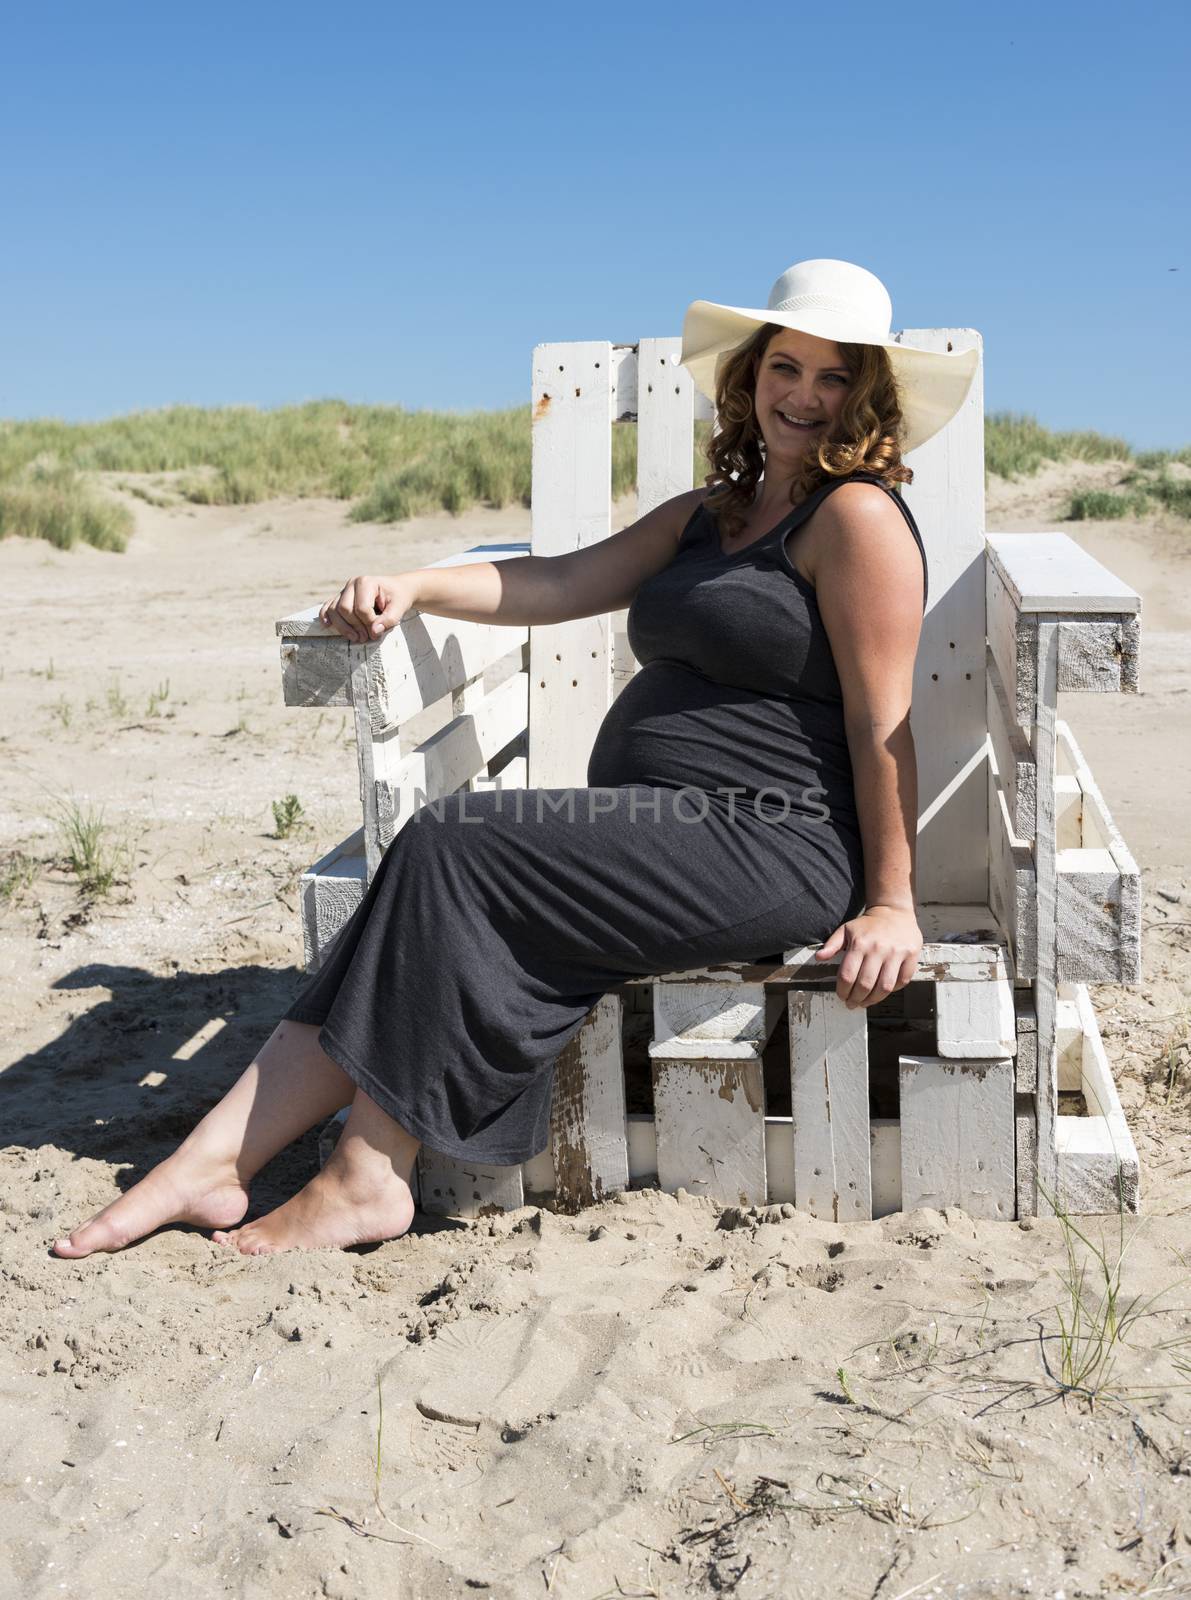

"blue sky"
[2, 1, 1187, 447]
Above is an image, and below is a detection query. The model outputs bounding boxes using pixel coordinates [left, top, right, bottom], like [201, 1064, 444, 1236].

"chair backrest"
[528, 331, 987, 906]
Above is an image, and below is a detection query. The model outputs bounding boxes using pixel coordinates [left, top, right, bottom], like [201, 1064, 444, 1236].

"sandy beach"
[2, 463, 1189, 1599]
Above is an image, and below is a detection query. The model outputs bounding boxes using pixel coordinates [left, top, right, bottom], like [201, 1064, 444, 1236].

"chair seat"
[620, 903, 1012, 986]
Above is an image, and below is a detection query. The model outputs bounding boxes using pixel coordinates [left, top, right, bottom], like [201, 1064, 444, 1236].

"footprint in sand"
[406, 1309, 587, 1433]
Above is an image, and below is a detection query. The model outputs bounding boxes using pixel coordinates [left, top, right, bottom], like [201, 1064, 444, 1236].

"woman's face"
[752, 328, 852, 465]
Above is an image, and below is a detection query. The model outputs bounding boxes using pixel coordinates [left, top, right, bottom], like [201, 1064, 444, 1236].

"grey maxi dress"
[282, 470, 929, 1165]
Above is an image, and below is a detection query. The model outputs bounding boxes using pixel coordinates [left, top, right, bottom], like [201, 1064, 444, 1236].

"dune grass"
[0, 458, 133, 551]
[1, 400, 1187, 553]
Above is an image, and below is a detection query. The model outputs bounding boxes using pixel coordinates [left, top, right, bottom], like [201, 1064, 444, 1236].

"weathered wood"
[988, 751, 1038, 979]
[987, 554, 1140, 734]
[985, 531, 1141, 616]
[987, 727, 1139, 986]
[647, 978, 777, 1203]
[416, 1149, 525, 1220]
[985, 641, 1036, 838]
[650, 1056, 768, 1206]
[935, 975, 1016, 1058]
[299, 830, 366, 971]
[898, 328, 988, 908]
[650, 980, 780, 1057]
[1015, 1094, 1037, 1220]
[1056, 719, 1141, 985]
[370, 669, 529, 848]
[789, 990, 872, 1222]
[636, 335, 693, 515]
[280, 637, 354, 708]
[899, 1055, 1015, 1219]
[1032, 620, 1061, 1217]
[1055, 982, 1140, 1214]
[1014, 992, 1038, 1093]
[529, 341, 615, 786]
[1054, 773, 1084, 850]
[549, 994, 630, 1213]
[1056, 996, 1084, 1090]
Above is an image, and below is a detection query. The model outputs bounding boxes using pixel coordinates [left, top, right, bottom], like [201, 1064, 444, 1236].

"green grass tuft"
[0, 458, 132, 551]
[51, 798, 130, 899]
[984, 410, 1136, 480]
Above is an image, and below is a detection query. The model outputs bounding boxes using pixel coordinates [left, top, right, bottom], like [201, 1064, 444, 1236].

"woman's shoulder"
[810, 473, 927, 609]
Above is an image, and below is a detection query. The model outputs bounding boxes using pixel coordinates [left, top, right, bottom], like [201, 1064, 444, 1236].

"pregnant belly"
[586, 660, 858, 824]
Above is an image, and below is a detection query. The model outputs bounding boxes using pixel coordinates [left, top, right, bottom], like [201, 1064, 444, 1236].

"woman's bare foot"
[213, 1161, 414, 1255]
[53, 1152, 249, 1258]
[214, 1088, 421, 1255]
[51, 1020, 356, 1260]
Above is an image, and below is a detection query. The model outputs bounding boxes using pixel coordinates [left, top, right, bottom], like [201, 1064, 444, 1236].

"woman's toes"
[53, 1219, 117, 1258]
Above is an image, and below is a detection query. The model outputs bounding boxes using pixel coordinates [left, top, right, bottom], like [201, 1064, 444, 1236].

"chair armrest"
[985, 531, 1140, 616]
[986, 531, 1141, 718]
[274, 540, 532, 637]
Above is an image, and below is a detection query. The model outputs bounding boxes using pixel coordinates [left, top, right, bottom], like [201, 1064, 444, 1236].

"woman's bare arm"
[807, 483, 926, 913]
[411, 487, 706, 625]
[320, 488, 708, 642]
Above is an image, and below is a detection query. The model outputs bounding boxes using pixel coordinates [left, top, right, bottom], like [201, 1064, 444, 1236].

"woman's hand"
[813, 904, 923, 1009]
[319, 573, 422, 643]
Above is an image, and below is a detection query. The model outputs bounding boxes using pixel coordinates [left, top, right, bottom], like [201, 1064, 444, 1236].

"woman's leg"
[212, 1086, 420, 1255]
[52, 1020, 356, 1258]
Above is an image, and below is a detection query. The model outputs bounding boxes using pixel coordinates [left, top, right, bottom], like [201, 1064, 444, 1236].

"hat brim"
[680, 299, 980, 454]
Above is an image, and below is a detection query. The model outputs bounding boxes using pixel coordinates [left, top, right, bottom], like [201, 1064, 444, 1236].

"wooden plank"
[1055, 774, 1083, 850]
[416, 1149, 525, 1220]
[549, 994, 630, 1213]
[987, 728, 1138, 986]
[610, 343, 638, 420]
[650, 1056, 768, 1206]
[280, 637, 354, 709]
[299, 830, 365, 971]
[935, 976, 1016, 1058]
[1014, 992, 1038, 1093]
[650, 980, 779, 1058]
[899, 1055, 1015, 1219]
[897, 328, 988, 907]
[380, 669, 528, 825]
[1015, 1094, 1037, 1220]
[988, 754, 1037, 977]
[1056, 719, 1141, 984]
[1055, 982, 1140, 1214]
[986, 641, 1036, 838]
[636, 335, 694, 515]
[280, 627, 528, 720]
[529, 340, 614, 786]
[1032, 620, 1061, 1217]
[986, 593, 1141, 733]
[789, 990, 872, 1222]
[648, 977, 776, 1204]
[1056, 851, 1135, 985]
[1056, 997, 1084, 1091]
[985, 531, 1141, 615]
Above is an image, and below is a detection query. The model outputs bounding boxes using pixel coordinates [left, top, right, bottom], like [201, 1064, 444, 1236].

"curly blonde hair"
[703, 322, 913, 543]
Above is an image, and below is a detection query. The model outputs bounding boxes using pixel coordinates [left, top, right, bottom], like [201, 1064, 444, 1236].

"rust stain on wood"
[533, 391, 552, 423]
[549, 1029, 592, 1215]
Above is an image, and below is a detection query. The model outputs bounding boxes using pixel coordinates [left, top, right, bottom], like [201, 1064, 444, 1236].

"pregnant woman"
[53, 257, 978, 1258]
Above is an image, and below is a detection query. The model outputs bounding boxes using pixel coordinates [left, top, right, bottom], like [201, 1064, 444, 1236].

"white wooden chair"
[277, 329, 1142, 1223]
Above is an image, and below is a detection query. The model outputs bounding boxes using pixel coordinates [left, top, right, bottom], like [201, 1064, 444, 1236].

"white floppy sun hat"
[679, 258, 980, 455]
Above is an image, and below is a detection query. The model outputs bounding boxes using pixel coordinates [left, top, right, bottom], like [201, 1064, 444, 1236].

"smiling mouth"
[775, 410, 823, 432]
